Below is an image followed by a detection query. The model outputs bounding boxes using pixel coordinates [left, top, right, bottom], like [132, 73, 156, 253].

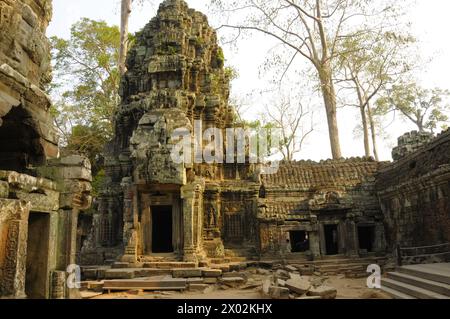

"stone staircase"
[263, 255, 391, 277]
[381, 263, 450, 299]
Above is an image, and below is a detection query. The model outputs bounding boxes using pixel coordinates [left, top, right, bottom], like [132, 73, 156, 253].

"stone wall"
[258, 159, 386, 258]
[0, 0, 58, 173]
[0, 156, 92, 299]
[377, 129, 450, 250]
[0, 1, 93, 299]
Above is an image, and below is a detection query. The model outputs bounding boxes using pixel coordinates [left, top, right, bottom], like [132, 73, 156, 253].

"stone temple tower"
[85, 0, 242, 264]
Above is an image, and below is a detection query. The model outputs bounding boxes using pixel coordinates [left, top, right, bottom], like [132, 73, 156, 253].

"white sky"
[47, 0, 450, 161]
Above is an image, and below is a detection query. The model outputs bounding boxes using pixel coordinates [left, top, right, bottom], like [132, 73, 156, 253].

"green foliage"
[376, 83, 450, 133]
[216, 47, 225, 68]
[91, 169, 106, 197]
[167, 45, 177, 55]
[193, 37, 204, 47]
[50, 18, 122, 176]
[224, 67, 238, 81]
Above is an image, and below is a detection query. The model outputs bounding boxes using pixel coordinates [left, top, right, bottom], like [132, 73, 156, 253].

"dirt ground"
[90, 275, 391, 300]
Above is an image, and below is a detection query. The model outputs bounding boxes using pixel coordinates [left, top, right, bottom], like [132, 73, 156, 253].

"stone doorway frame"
[139, 190, 183, 258]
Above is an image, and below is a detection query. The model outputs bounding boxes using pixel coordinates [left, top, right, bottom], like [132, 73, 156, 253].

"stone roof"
[261, 158, 379, 190]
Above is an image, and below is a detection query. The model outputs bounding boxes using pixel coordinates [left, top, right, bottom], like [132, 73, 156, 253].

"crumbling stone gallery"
[0, 0, 92, 299]
[0, 0, 449, 299]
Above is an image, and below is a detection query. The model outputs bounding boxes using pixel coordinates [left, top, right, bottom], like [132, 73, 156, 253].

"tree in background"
[211, 0, 406, 160]
[120, 0, 132, 75]
[261, 96, 314, 161]
[336, 31, 416, 160]
[50, 18, 121, 191]
[376, 83, 450, 134]
[119, 0, 152, 75]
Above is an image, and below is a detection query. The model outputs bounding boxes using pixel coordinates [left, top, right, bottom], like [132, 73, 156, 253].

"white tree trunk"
[119, 0, 132, 75]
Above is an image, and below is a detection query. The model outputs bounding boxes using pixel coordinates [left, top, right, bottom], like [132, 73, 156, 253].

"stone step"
[381, 278, 450, 299]
[398, 263, 450, 285]
[379, 286, 415, 299]
[317, 264, 366, 271]
[103, 278, 187, 292]
[104, 268, 171, 280]
[142, 262, 197, 269]
[388, 272, 450, 297]
[172, 268, 203, 278]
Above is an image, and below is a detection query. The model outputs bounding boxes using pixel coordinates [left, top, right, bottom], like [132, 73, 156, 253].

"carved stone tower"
[88, 0, 238, 264]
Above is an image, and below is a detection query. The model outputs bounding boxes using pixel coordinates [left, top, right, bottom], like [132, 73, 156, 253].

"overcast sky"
[47, 0, 450, 161]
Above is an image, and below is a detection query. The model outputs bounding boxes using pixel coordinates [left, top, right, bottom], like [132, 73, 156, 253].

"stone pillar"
[181, 192, 196, 262]
[373, 222, 387, 255]
[181, 181, 205, 263]
[319, 224, 326, 256]
[309, 215, 321, 258]
[345, 215, 359, 257]
[0, 200, 30, 298]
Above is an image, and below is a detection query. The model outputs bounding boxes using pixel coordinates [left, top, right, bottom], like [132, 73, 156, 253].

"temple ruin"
[0, 0, 92, 299]
[81, 0, 449, 270]
[0, 0, 449, 300]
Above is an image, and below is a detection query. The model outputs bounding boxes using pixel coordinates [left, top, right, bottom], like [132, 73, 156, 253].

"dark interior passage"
[26, 212, 50, 299]
[324, 224, 339, 255]
[358, 226, 375, 252]
[152, 206, 173, 253]
[290, 231, 310, 252]
[0, 106, 45, 173]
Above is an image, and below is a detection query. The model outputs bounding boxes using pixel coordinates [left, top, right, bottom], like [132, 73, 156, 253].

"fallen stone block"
[275, 269, 290, 280]
[296, 296, 322, 300]
[189, 284, 209, 292]
[285, 265, 297, 272]
[307, 285, 337, 299]
[223, 271, 247, 279]
[172, 268, 203, 278]
[285, 278, 311, 295]
[204, 277, 218, 284]
[221, 277, 245, 288]
[187, 277, 204, 284]
[269, 286, 290, 299]
[202, 269, 222, 277]
[104, 269, 135, 280]
[277, 279, 286, 287]
[262, 278, 272, 296]
[257, 268, 271, 275]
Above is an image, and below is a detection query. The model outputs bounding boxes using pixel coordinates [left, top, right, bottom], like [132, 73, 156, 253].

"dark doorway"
[152, 206, 173, 253]
[26, 213, 50, 299]
[0, 106, 45, 173]
[290, 231, 310, 252]
[358, 226, 375, 252]
[324, 224, 339, 255]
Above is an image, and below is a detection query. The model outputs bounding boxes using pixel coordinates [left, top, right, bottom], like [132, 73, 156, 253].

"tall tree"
[50, 18, 121, 175]
[377, 83, 450, 133]
[119, 0, 152, 75]
[211, 0, 403, 159]
[336, 31, 415, 159]
[119, 0, 132, 75]
[260, 96, 314, 161]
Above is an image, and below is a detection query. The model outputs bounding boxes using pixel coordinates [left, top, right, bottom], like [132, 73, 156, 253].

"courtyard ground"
[86, 275, 391, 300]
